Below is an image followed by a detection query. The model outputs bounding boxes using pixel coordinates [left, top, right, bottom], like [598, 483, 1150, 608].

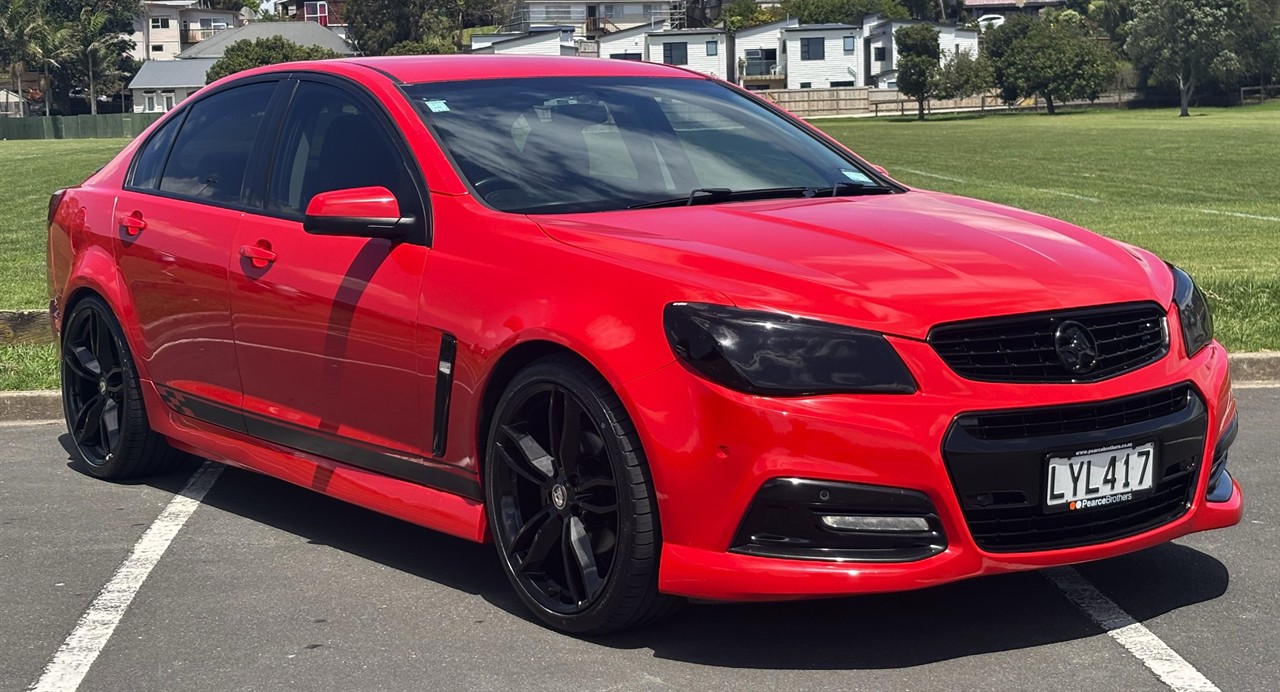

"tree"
[894, 23, 939, 120]
[986, 14, 1117, 114]
[1125, 0, 1248, 117]
[31, 13, 74, 116]
[206, 36, 341, 83]
[0, 0, 40, 113]
[64, 7, 132, 115]
[721, 0, 785, 31]
[345, 0, 499, 56]
[934, 48, 993, 101]
[779, 0, 907, 26]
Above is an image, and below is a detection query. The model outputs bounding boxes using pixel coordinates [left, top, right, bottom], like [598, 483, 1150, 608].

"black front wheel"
[61, 295, 180, 479]
[485, 355, 679, 634]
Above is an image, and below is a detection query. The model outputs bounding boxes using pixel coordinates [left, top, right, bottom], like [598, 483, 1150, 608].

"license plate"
[1046, 442, 1156, 512]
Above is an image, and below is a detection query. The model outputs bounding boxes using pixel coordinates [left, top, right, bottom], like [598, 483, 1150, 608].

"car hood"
[533, 192, 1173, 339]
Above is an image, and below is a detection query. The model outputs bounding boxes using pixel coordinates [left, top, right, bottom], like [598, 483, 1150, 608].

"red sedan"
[46, 56, 1241, 634]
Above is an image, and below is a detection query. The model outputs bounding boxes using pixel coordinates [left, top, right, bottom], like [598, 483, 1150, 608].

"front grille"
[943, 384, 1206, 553]
[929, 303, 1168, 383]
[958, 384, 1192, 441]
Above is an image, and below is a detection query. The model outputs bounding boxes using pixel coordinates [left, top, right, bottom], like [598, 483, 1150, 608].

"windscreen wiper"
[627, 182, 894, 210]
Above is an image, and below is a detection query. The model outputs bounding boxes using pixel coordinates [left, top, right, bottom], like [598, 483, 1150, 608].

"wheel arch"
[59, 248, 150, 382]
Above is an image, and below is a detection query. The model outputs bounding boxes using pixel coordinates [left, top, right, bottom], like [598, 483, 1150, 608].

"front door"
[227, 78, 453, 490]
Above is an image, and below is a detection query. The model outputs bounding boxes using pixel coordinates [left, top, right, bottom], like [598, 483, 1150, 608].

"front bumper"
[622, 335, 1243, 601]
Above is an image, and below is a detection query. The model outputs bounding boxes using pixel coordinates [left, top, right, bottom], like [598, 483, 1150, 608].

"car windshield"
[406, 77, 893, 214]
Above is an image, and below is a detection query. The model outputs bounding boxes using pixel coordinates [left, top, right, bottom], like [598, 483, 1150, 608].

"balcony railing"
[742, 60, 783, 78]
[182, 28, 226, 44]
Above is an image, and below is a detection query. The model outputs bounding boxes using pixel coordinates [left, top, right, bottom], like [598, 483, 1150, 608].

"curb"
[2, 354, 1279, 423]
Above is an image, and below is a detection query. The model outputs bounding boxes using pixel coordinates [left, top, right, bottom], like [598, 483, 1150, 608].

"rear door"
[113, 79, 283, 428]
[226, 76, 458, 492]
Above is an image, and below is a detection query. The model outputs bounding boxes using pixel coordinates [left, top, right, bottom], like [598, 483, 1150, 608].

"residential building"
[506, 2, 684, 40]
[126, 58, 218, 112]
[597, 20, 665, 60]
[275, 0, 350, 40]
[645, 28, 727, 79]
[862, 15, 978, 88]
[470, 33, 529, 51]
[127, 1, 244, 61]
[780, 24, 861, 90]
[174, 20, 355, 60]
[961, 0, 1065, 16]
[471, 29, 580, 56]
[733, 17, 798, 90]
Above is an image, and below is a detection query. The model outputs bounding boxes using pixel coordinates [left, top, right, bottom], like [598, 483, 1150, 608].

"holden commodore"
[46, 56, 1242, 634]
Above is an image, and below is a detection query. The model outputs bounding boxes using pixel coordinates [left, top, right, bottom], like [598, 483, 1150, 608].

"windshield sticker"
[425, 100, 450, 113]
[841, 168, 875, 184]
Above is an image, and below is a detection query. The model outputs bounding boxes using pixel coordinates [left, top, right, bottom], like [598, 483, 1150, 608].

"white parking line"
[1044, 566, 1220, 692]
[28, 462, 222, 692]
[1030, 188, 1101, 203]
[898, 168, 967, 183]
[1197, 209, 1280, 223]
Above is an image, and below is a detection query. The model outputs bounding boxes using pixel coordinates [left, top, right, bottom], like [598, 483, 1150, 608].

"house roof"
[734, 17, 799, 37]
[646, 28, 724, 36]
[597, 19, 666, 42]
[469, 29, 573, 53]
[783, 23, 858, 32]
[127, 58, 218, 89]
[175, 20, 354, 59]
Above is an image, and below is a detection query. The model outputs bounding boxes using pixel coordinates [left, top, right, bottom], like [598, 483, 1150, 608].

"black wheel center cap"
[98, 378, 108, 395]
[550, 484, 568, 510]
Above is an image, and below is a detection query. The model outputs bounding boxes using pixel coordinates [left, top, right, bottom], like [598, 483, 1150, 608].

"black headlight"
[662, 303, 917, 396]
[1169, 264, 1214, 358]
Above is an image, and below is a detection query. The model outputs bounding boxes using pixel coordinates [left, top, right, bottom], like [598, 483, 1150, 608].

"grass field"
[0, 104, 1277, 390]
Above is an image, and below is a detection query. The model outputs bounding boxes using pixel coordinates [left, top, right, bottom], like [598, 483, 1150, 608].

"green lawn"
[1, 104, 1278, 390]
[820, 102, 1280, 352]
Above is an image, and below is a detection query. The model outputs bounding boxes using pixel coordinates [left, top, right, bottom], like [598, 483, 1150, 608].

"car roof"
[297, 55, 707, 85]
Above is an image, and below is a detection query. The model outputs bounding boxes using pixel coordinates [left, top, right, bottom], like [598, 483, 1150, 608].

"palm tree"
[30, 14, 73, 116]
[0, 0, 39, 115]
[68, 7, 122, 115]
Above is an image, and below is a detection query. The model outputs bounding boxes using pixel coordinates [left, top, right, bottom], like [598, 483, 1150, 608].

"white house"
[471, 28, 579, 56]
[126, 58, 217, 113]
[733, 17, 798, 90]
[470, 32, 526, 51]
[780, 24, 862, 90]
[861, 16, 979, 88]
[645, 28, 728, 79]
[127, 0, 243, 61]
[596, 19, 664, 61]
[512, 2, 680, 40]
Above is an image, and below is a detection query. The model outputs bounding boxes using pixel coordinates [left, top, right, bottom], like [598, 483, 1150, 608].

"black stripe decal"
[156, 384, 480, 500]
[432, 334, 457, 457]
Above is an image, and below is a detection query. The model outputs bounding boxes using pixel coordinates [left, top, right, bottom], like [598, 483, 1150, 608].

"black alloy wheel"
[486, 356, 678, 633]
[61, 296, 179, 479]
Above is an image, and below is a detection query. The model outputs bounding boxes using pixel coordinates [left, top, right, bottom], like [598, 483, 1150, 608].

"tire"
[61, 295, 182, 479]
[484, 355, 680, 634]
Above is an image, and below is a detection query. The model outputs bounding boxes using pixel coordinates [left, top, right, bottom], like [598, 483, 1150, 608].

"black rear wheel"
[61, 295, 181, 478]
[485, 355, 679, 633]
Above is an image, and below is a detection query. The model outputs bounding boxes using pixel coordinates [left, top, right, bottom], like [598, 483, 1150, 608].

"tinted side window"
[129, 112, 184, 189]
[267, 81, 419, 219]
[159, 82, 274, 205]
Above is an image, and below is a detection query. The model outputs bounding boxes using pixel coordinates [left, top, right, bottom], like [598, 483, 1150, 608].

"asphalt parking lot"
[3, 387, 1277, 692]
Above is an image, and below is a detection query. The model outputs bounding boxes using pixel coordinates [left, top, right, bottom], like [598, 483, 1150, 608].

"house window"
[150, 17, 170, 29]
[705, 40, 717, 56]
[800, 82, 812, 89]
[304, 1, 329, 25]
[610, 52, 642, 61]
[874, 46, 886, 61]
[538, 3, 573, 20]
[662, 42, 687, 65]
[163, 92, 175, 111]
[144, 93, 156, 112]
[830, 80, 858, 87]
[843, 36, 855, 52]
[642, 4, 661, 18]
[200, 17, 228, 30]
[601, 4, 618, 18]
[151, 44, 164, 52]
[800, 37, 824, 61]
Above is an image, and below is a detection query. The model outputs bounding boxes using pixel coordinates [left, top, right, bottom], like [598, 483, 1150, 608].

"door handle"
[239, 242, 277, 269]
[119, 212, 146, 235]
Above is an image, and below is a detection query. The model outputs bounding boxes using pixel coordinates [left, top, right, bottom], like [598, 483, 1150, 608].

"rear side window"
[129, 112, 184, 189]
[266, 81, 420, 219]
[159, 82, 275, 205]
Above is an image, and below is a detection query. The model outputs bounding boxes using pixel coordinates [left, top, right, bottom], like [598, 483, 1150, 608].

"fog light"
[820, 515, 930, 533]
